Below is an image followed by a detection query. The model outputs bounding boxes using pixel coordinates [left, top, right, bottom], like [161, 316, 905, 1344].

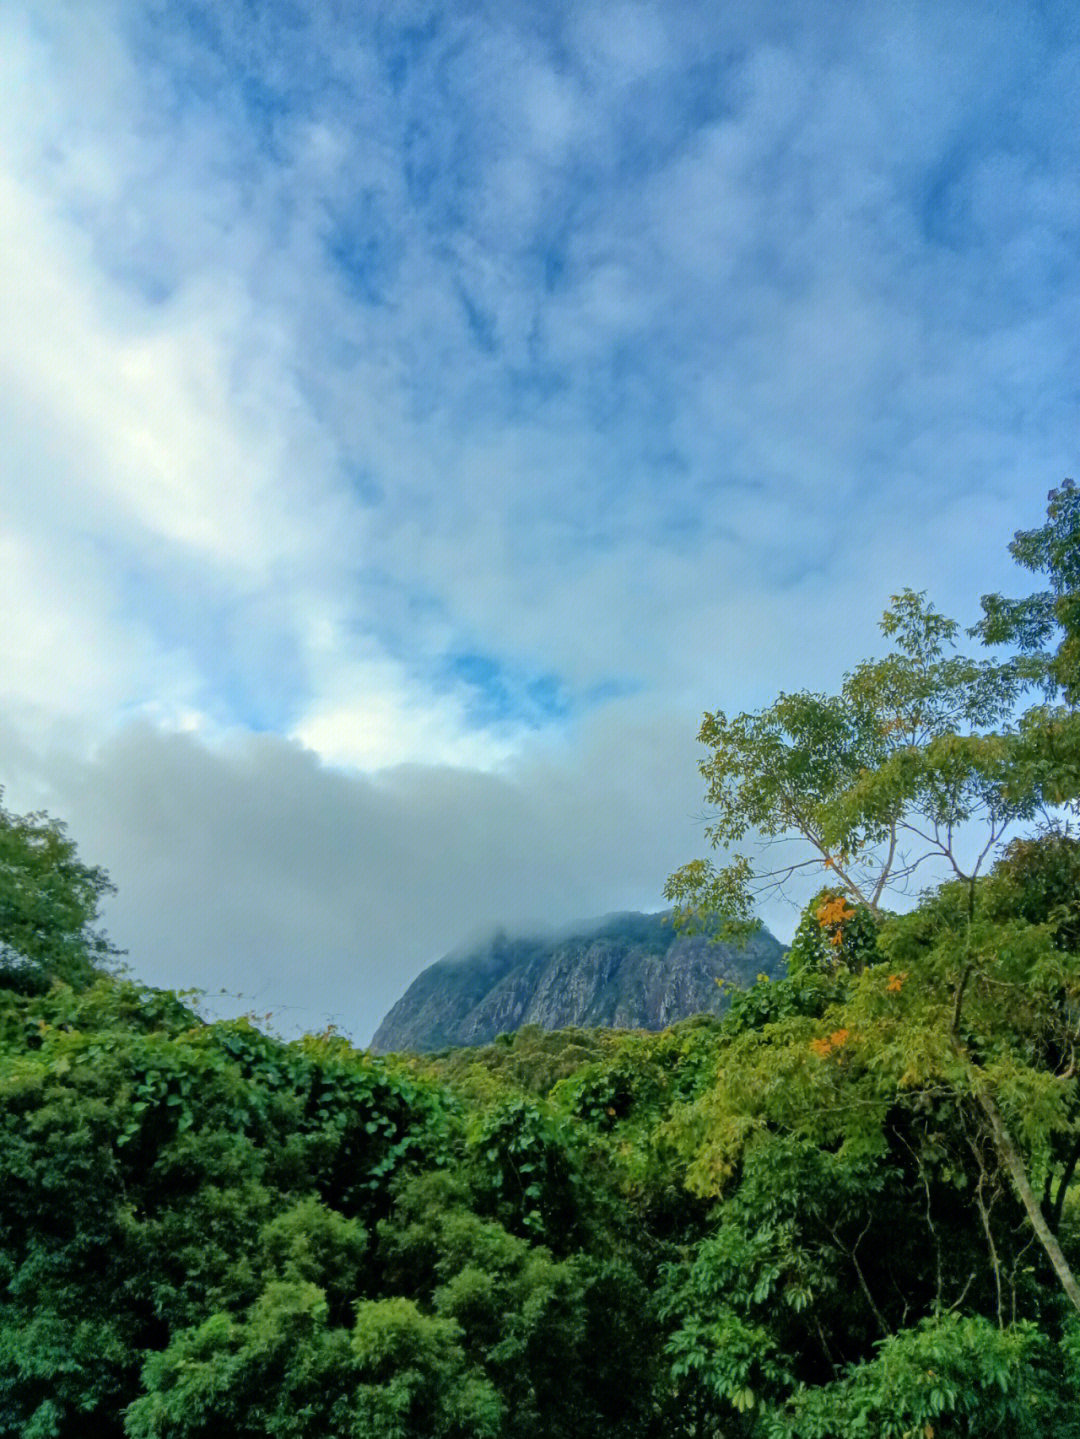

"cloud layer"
[13, 706, 702, 1038]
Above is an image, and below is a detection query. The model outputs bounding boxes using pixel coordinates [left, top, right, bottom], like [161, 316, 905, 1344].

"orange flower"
[885, 971, 909, 994]
[816, 895, 855, 928]
[810, 1028, 850, 1058]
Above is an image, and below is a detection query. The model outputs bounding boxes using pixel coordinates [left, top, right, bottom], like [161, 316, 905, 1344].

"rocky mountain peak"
[370, 910, 786, 1052]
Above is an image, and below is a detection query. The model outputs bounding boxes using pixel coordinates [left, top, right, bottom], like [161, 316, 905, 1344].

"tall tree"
[664, 589, 1031, 933]
[976, 478, 1080, 703]
[975, 478, 1080, 807]
[0, 791, 119, 991]
[665, 491, 1080, 1316]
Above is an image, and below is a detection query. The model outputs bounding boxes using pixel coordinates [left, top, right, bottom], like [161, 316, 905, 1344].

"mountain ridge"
[371, 910, 786, 1052]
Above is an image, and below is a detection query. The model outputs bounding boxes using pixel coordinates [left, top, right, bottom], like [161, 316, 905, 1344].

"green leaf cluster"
[0, 792, 119, 992]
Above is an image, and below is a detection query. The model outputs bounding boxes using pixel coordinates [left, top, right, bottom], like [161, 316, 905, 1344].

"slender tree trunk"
[974, 1083, 1080, 1315]
[1051, 1133, 1080, 1231]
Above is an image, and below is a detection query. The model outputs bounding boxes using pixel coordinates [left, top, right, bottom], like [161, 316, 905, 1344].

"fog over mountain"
[372, 911, 786, 1052]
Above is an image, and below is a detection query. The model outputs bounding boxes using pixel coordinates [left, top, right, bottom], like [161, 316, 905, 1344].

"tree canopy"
[0, 791, 119, 992]
[663, 587, 1040, 934]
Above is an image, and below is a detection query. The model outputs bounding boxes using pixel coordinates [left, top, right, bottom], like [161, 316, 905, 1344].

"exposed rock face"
[370, 911, 786, 1052]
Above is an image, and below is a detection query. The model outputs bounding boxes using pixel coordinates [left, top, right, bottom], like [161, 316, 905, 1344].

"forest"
[4, 483, 1080, 1437]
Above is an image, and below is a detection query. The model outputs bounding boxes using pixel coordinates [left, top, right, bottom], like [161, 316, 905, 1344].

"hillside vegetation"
[4, 483, 1080, 1435]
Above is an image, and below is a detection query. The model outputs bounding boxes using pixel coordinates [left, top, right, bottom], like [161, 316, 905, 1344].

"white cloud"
[0, 158, 342, 574]
[0, 525, 189, 736]
[292, 664, 520, 772]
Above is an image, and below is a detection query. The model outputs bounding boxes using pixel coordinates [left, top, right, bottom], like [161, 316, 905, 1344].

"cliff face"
[370, 911, 786, 1052]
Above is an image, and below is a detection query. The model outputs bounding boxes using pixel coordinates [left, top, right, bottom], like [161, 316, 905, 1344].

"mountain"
[370, 911, 786, 1052]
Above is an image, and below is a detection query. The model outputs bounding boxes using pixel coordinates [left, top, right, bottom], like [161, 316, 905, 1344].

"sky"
[2, 0, 1078, 1043]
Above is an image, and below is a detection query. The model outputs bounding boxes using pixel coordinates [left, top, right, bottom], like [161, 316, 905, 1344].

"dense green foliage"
[0, 792, 119, 993]
[4, 861, 1080, 1434]
[4, 486, 1080, 1433]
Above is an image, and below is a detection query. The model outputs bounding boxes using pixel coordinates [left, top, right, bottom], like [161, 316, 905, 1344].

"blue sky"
[1, 0, 1078, 1040]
